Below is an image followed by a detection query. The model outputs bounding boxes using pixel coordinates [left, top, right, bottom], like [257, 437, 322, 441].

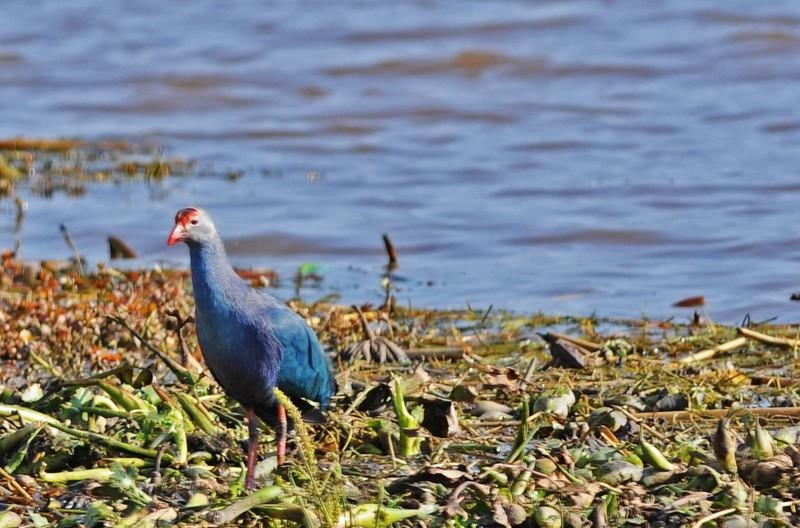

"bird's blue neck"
[187, 238, 241, 306]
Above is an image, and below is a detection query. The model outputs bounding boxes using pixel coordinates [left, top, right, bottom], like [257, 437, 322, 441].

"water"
[2, 1, 800, 322]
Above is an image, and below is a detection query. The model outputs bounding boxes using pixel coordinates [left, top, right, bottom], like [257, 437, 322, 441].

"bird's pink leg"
[276, 403, 287, 466]
[245, 407, 260, 490]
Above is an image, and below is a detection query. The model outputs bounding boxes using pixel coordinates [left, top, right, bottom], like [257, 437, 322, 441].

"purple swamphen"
[167, 207, 335, 489]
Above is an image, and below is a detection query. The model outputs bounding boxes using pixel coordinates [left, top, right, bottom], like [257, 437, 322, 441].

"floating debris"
[108, 236, 138, 259]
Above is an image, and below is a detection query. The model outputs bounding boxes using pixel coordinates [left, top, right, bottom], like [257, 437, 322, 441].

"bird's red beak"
[167, 223, 186, 246]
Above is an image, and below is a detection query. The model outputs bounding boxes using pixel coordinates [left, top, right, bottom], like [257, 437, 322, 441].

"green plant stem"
[0, 403, 173, 462]
[207, 485, 283, 525]
[257, 503, 320, 527]
[40, 467, 114, 483]
[175, 392, 218, 435]
[391, 377, 421, 457]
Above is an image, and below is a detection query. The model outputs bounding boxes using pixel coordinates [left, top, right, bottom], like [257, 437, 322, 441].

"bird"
[167, 207, 335, 489]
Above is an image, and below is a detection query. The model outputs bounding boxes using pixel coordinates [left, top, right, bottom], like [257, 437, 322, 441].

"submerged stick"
[677, 337, 747, 364]
[382, 233, 398, 269]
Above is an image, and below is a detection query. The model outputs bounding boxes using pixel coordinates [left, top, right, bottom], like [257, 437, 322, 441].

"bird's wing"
[266, 304, 333, 409]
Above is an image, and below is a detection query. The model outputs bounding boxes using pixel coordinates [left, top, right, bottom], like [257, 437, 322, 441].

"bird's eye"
[190, 218, 199, 225]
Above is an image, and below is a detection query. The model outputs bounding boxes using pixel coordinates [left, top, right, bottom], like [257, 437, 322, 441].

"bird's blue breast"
[194, 294, 283, 407]
[189, 243, 334, 410]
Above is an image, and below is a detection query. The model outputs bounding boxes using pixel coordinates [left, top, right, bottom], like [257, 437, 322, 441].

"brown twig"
[107, 315, 199, 385]
[0, 465, 34, 504]
[542, 331, 601, 352]
[405, 347, 464, 360]
[354, 305, 376, 342]
[634, 406, 800, 422]
[165, 309, 201, 371]
[738, 326, 800, 348]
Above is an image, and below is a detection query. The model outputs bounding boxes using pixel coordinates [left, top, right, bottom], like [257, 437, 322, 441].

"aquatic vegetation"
[0, 137, 193, 202]
[2, 253, 800, 526]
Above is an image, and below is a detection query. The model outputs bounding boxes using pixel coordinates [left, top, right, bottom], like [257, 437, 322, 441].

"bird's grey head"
[167, 207, 217, 247]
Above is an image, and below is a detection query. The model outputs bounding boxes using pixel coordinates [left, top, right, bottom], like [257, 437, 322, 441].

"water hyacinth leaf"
[185, 492, 209, 510]
[26, 513, 49, 528]
[532, 505, 562, 528]
[599, 338, 633, 362]
[0, 512, 22, 528]
[531, 388, 575, 418]
[653, 392, 688, 412]
[83, 501, 120, 527]
[399, 363, 432, 395]
[641, 467, 675, 487]
[755, 495, 784, 517]
[389, 467, 469, 489]
[3, 423, 43, 474]
[109, 463, 153, 507]
[595, 460, 643, 486]
[745, 455, 793, 489]
[587, 407, 628, 433]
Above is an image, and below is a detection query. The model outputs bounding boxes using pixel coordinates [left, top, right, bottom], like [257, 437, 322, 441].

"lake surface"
[2, 1, 800, 322]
